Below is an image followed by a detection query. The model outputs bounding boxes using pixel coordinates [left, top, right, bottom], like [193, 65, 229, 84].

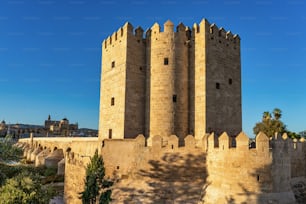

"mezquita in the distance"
[0, 115, 97, 138]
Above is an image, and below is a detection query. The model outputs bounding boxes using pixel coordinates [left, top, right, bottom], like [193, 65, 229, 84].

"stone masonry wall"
[18, 132, 306, 204]
[101, 134, 207, 204]
[146, 21, 189, 142]
[192, 19, 207, 141]
[99, 23, 129, 140]
[99, 19, 242, 141]
[64, 140, 100, 203]
[204, 132, 304, 204]
[205, 20, 242, 136]
[124, 25, 146, 138]
[146, 21, 176, 139]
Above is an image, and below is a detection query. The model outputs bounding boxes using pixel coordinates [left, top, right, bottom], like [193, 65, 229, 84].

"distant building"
[44, 115, 78, 136]
[0, 115, 96, 138]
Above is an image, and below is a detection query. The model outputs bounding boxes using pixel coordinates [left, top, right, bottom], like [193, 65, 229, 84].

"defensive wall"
[17, 137, 100, 204]
[17, 132, 306, 203]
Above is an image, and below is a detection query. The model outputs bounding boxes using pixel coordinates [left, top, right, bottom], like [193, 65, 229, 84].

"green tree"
[0, 138, 57, 202]
[253, 108, 286, 137]
[0, 139, 23, 162]
[272, 108, 282, 120]
[80, 149, 113, 204]
[262, 111, 272, 121]
[286, 131, 301, 139]
[253, 108, 301, 139]
[0, 172, 55, 204]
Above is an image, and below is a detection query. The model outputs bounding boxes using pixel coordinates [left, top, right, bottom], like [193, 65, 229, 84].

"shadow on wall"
[112, 152, 208, 204]
[225, 135, 300, 204]
[229, 163, 273, 204]
[232, 163, 295, 204]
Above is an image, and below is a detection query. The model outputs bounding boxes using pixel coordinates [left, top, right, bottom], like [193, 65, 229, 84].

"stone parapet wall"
[18, 131, 306, 203]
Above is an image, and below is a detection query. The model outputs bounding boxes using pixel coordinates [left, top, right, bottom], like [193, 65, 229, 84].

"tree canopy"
[0, 172, 55, 204]
[253, 108, 300, 139]
[0, 139, 56, 203]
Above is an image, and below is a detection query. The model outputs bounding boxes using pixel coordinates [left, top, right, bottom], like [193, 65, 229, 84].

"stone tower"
[190, 19, 242, 141]
[99, 19, 242, 143]
[145, 21, 189, 143]
[99, 22, 146, 140]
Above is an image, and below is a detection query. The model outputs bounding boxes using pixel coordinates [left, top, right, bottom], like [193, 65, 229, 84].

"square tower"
[191, 19, 242, 140]
[99, 23, 146, 140]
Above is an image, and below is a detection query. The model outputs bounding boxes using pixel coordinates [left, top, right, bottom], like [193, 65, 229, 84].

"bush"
[0, 172, 56, 204]
[0, 141, 23, 162]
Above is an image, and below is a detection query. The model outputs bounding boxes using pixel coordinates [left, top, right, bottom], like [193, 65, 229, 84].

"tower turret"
[145, 20, 189, 143]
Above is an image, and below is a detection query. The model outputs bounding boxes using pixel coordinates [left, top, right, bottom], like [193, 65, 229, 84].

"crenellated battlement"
[98, 132, 306, 158]
[205, 131, 306, 154]
[203, 132, 304, 203]
[18, 131, 306, 203]
[191, 19, 240, 44]
[145, 20, 189, 37]
[103, 19, 240, 49]
[103, 22, 145, 49]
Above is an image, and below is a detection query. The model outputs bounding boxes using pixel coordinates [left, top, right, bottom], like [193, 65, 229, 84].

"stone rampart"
[17, 132, 306, 204]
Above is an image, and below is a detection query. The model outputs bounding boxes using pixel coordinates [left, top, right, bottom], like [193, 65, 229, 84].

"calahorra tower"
[99, 19, 242, 144]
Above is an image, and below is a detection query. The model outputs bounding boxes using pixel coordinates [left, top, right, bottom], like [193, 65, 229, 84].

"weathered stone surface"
[57, 158, 65, 176]
[98, 19, 242, 142]
[30, 147, 42, 162]
[19, 130, 306, 204]
[35, 148, 50, 167]
[45, 149, 64, 168]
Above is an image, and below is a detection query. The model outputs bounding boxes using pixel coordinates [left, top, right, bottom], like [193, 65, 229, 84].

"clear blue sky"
[0, 0, 305, 136]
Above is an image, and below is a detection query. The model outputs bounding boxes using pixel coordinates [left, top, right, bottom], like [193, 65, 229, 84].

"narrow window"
[216, 83, 220, 89]
[171, 145, 174, 149]
[257, 175, 260, 182]
[229, 78, 232, 85]
[108, 129, 112, 139]
[139, 66, 142, 71]
[173, 95, 177, 103]
[116, 166, 120, 170]
[164, 58, 169, 65]
[111, 97, 115, 106]
[111, 61, 115, 68]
